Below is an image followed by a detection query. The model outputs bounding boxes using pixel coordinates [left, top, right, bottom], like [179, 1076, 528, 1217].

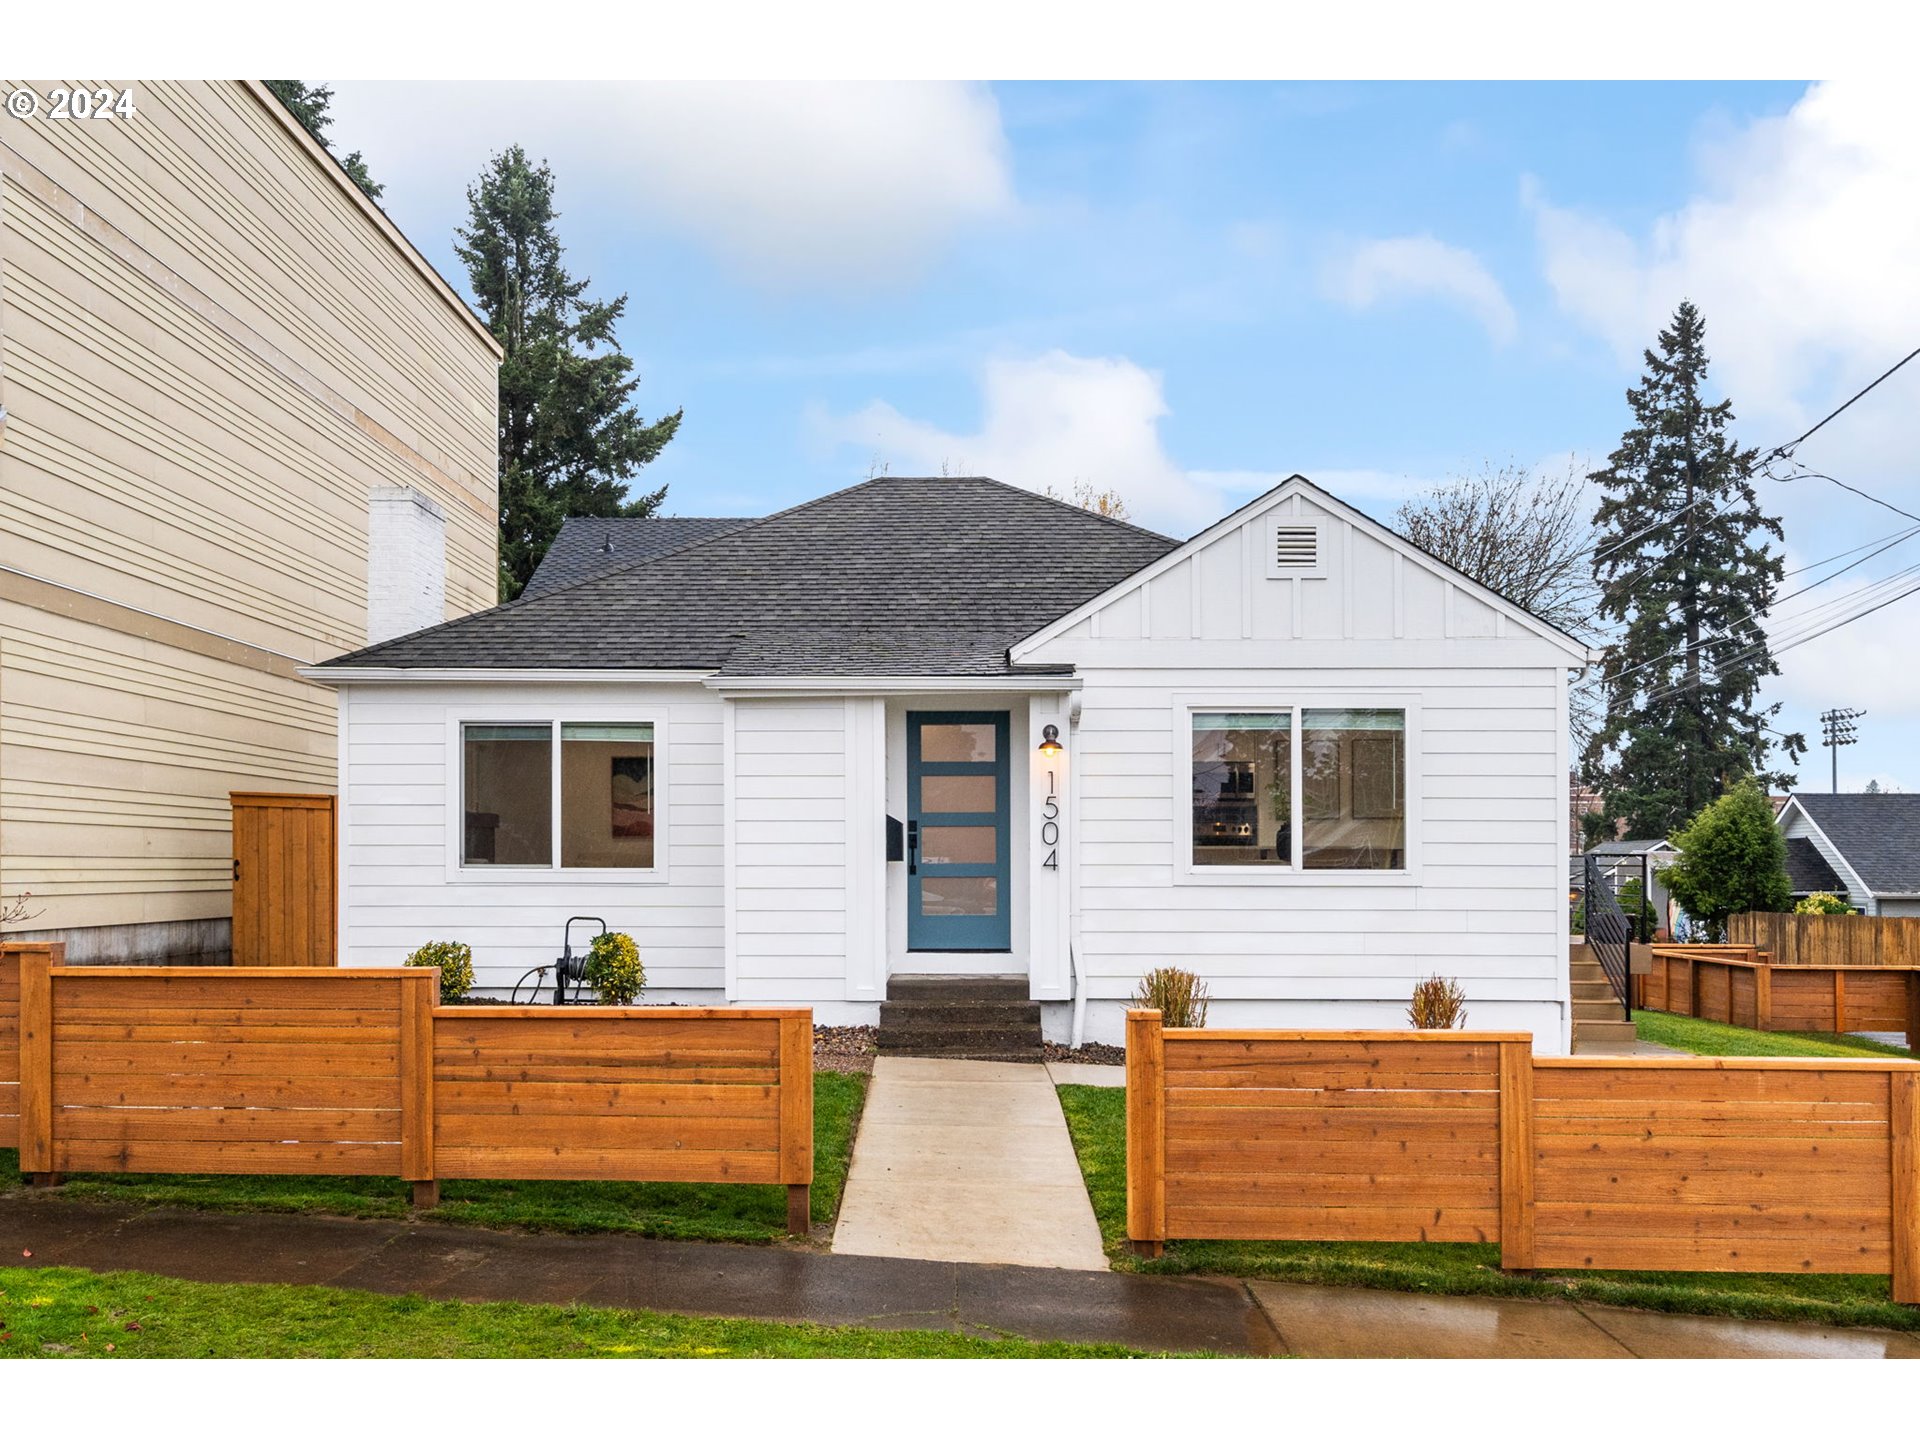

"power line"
[1764, 344, 1920, 460]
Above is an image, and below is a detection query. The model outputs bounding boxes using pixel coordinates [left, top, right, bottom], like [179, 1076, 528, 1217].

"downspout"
[1067, 692, 1088, 1049]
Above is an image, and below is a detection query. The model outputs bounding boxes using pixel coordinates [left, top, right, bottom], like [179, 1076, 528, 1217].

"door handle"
[907, 820, 918, 875]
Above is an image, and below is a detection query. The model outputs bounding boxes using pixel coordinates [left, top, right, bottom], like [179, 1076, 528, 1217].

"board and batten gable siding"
[337, 683, 725, 994]
[0, 81, 499, 936]
[726, 697, 884, 1008]
[1019, 485, 1578, 1051]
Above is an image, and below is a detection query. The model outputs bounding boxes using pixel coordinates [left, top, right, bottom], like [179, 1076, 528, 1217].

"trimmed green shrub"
[1662, 778, 1792, 941]
[1794, 891, 1857, 915]
[1132, 966, 1210, 1028]
[586, 931, 644, 1005]
[405, 940, 474, 1002]
[1408, 974, 1468, 1030]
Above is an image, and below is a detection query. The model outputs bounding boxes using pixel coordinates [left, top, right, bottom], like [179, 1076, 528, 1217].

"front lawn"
[1056, 1084, 1918, 1333]
[0, 1071, 864, 1244]
[1634, 1010, 1915, 1059]
[0, 1265, 1148, 1358]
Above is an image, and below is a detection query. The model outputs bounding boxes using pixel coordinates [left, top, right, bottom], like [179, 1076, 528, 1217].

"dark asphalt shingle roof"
[322, 476, 1178, 676]
[1789, 793, 1920, 896]
[1585, 839, 1675, 856]
[1783, 836, 1845, 896]
[523, 516, 752, 596]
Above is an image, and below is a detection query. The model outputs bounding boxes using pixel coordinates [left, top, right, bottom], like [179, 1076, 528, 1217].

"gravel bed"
[1041, 1040, 1125, 1066]
[814, 1024, 878, 1074]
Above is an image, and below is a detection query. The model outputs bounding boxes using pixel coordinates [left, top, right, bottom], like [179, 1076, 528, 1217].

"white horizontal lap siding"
[1072, 665, 1567, 1023]
[337, 682, 725, 994]
[728, 698, 851, 1002]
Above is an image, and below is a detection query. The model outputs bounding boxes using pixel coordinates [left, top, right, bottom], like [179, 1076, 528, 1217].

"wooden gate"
[230, 792, 336, 966]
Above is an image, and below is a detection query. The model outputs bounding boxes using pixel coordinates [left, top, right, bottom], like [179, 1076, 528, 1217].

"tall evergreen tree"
[1584, 301, 1804, 838]
[264, 81, 382, 200]
[455, 147, 682, 598]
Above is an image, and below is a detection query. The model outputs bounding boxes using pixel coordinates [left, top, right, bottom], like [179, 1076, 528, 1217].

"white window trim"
[1170, 691, 1421, 886]
[444, 708, 672, 884]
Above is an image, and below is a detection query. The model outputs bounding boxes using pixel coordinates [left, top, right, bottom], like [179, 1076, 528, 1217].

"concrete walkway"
[1252, 1281, 1920, 1358]
[832, 1057, 1109, 1270]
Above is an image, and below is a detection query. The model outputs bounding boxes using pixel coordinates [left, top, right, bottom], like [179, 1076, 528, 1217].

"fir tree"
[264, 81, 383, 200]
[455, 147, 682, 598]
[1584, 301, 1804, 838]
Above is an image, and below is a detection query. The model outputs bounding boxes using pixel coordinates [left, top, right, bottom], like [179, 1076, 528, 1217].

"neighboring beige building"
[0, 80, 500, 959]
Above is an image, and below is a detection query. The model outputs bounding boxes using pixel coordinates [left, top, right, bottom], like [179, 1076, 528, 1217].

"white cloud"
[1322, 235, 1518, 345]
[329, 81, 1012, 289]
[813, 350, 1470, 536]
[817, 351, 1240, 535]
[1528, 81, 1920, 434]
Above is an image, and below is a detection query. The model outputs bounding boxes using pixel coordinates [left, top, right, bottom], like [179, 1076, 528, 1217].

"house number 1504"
[1040, 768, 1061, 871]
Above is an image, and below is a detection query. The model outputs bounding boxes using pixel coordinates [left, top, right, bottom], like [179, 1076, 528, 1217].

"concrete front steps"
[878, 974, 1043, 1063]
[1570, 942, 1636, 1050]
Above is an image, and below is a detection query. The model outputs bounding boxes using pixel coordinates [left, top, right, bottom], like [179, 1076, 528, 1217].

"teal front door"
[907, 711, 1011, 952]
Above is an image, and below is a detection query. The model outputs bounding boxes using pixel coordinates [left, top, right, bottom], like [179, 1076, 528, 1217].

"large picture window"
[1188, 706, 1406, 873]
[461, 721, 657, 870]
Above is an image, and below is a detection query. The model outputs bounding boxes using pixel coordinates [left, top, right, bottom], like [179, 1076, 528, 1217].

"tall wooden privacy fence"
[1638, 944, 1920, 1050]
[1730, 911, 1920, 968]
[0, 945, 813, 1231]
[1125, 1011, 1920, 1302]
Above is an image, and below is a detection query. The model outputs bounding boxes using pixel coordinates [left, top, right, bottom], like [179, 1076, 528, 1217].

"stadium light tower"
[1819, 707, 1864, 794]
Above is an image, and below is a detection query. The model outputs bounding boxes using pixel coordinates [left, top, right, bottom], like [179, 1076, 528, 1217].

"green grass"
[0, 1071, 864, 1244]
[1634, 1010, 1915, 1059]
[1056, 1084, 1919, 1333]
[0, 1265, 1150, 1358]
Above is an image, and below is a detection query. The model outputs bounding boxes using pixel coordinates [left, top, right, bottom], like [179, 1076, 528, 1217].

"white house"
[306, 474, 1591, 1051]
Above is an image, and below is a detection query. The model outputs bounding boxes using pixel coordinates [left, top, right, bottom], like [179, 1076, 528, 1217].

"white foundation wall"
[1065, 666, 1572, 1053]
[337, 680, 726, 996]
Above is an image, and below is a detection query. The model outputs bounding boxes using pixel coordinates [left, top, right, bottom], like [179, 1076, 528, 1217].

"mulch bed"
[813, 1025, 878, 1075]
[1042, 1041, 1125, 1066]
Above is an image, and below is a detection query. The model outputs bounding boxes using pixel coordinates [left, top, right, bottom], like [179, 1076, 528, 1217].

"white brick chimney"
[366, 485, 447, 644]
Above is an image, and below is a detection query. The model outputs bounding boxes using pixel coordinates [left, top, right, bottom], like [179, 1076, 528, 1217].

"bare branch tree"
[1395, 461, 1603, 749]
[2, 890, 42, 929]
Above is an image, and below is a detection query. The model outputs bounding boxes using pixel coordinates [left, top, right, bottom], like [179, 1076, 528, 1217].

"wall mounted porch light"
[1037, 724, 1063, 757]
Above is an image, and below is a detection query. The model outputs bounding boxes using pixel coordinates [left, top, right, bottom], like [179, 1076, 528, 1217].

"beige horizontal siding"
[0, 81, 498, 935]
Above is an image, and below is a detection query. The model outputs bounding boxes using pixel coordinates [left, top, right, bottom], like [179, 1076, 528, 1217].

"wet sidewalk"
[832, 1057, 1109, 1270]
[0, 1197, 1269, 1354]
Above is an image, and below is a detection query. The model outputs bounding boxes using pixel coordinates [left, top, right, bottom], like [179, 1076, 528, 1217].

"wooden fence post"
[1907, 972, 1920, 1055]
[1892, 1070, 1918, 1306]
[1498, 1038, 1536, 1271]
[1755, 962, 1773, 1033]
[400, 968, 438, 1207]
[18, 943, 62, 1184]
[1126, 1008, 1167, 1258]
[1834, 971, 1849, 1037]
[778, 1013, 814, 1235]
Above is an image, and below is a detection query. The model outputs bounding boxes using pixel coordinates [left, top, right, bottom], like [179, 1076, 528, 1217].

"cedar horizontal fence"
[1639, 944, 1920, 1050]
[1730, 911, 1920, 967]
[1, 944, 812, 1229]
[1125, 1010, 1920, 1302]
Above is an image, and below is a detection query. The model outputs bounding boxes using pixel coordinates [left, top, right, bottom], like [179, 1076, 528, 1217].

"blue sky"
[330, 80, 1920, 792]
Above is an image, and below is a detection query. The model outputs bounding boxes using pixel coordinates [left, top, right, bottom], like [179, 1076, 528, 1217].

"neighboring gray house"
[1776, 794, 1920, 915]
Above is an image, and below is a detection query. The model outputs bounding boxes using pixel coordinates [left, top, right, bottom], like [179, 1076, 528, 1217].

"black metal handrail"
[1583, 853, 1633, 1018]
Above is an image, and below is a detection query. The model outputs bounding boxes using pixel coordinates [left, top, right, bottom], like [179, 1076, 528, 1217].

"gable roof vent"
[1273, 524, 1319, 570]
[1265, 519, 1327, 578]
